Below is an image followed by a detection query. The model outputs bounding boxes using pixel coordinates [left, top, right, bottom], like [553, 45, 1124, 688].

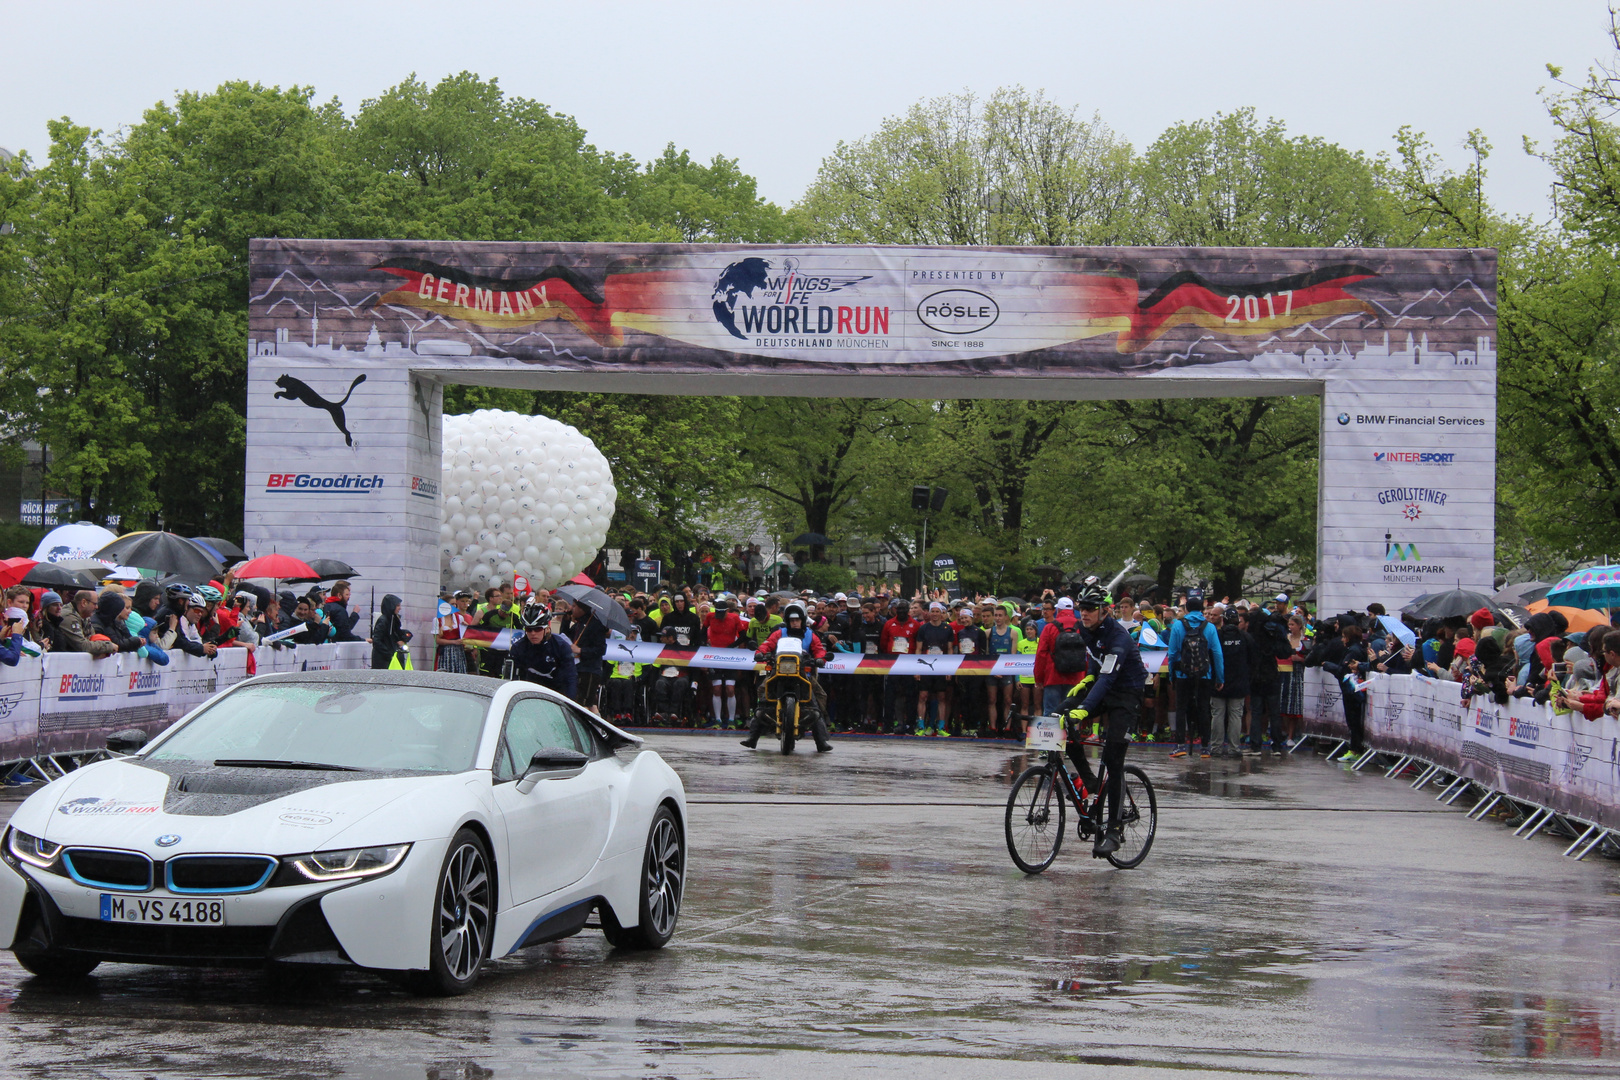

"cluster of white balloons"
[439, 410, 616, 592]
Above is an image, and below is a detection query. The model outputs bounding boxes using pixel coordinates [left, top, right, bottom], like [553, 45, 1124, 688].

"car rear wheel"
[409, 829, 493, 996]
[602, 805, 683, 950]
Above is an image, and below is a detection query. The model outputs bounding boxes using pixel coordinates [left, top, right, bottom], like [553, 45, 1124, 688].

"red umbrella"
[0, 558, 36, 589]
[569, 572, 595, 586]
[235, 554, 318, 580]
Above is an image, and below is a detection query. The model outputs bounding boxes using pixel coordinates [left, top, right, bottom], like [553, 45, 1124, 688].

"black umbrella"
[191, 536, 248, 565]
[769, 590, 800, 601]
[1301, 585, 1318, 603]
[93, 532, 221, 580]
[286, 558, 361, 583]
[1491, 580, 1552, 607]
[22, 563, 98, 589]
[553, 583, 634, 636]
[791, 532, 831, 547]
[1401, 589, 1508, 622]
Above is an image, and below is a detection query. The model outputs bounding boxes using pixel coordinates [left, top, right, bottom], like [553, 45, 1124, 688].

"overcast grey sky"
[2, 1, 1613, 223]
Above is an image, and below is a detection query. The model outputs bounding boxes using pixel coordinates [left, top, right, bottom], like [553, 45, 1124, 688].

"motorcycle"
[754, 635, 823, 754]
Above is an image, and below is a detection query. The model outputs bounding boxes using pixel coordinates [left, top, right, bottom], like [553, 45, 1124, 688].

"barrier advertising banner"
[1300, 668, 1620, 828]
[0, 644, 371, 770]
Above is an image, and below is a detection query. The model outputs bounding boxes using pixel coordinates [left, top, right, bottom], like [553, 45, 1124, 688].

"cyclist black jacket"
[1075, 615, 1147, 714]
[508, 632, 578, 698]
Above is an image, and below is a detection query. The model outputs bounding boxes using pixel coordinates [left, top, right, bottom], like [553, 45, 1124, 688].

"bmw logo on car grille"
[155, 834, 181, 847]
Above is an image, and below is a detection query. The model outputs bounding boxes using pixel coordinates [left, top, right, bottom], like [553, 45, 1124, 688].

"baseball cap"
[1055, 597, 1075, 610]
[834, 592, 847, 601]
[1273, 593, 1289, 603]
[928, 601, 946, 612]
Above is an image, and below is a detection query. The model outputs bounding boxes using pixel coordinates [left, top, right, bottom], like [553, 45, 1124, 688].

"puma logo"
[274, 374, 366, 447]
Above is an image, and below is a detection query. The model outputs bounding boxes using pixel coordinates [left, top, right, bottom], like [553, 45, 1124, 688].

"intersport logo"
[1372, 451, 1456, 465]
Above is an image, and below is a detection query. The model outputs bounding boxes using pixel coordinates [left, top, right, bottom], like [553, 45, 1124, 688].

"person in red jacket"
[702, 596, 750, 727]
[880, 598, 921, 733]
[1034, 596, 1088, 714]
[1559, 635, 1620, 719]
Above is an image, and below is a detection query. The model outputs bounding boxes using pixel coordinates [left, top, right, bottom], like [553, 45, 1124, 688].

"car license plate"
[1025, 716, 1067, 752]
[100, 894, 226, 926]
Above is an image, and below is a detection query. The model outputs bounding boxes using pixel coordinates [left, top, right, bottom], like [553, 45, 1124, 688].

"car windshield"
[144, 682, 489, 774]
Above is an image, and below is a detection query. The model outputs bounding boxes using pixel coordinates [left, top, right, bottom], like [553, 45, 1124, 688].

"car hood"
[10, 758, 471, 858]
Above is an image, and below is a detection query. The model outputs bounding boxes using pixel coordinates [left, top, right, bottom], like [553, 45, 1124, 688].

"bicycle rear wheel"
[1106, 764, 1157, 869]
[1005, 764, 1066, 874]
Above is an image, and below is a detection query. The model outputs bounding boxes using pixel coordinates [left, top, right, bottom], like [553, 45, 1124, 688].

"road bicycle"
[1004, 713, 1157, 871]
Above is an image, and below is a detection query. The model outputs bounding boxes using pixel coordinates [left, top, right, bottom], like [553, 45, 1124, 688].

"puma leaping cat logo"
[274, 374, 366, 447]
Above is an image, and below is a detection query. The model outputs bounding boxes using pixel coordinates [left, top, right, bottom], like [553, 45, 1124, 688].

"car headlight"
[279, 844, 411, 883]
[5, 828, 64, 871]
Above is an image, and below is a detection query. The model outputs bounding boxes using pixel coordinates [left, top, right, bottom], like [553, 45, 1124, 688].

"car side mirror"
[107, 728, 149, 754]
[516, 747, 589, 793]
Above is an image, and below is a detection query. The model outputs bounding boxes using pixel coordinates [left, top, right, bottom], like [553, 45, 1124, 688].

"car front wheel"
[409, 828, 493, 996]
[602, 805, 684, 950]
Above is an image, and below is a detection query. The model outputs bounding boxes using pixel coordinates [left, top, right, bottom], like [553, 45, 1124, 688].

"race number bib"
[661, 667, 680, 679]
[893, 638, 909, 654]
[1025, 715, 1067, 752]
[616, 662, 634, 678]
[958, 640, 975, 655]
[864, 642, 877, 654]
[927, 646, 944, 655]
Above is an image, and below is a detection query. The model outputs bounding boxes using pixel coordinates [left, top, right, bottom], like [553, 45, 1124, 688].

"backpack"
[1178, 623, 1211, 678]
[1051, 621, 1089, 675]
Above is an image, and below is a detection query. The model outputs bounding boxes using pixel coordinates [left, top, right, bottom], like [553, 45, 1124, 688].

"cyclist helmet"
[783, 602, 807, 627]
[196, 585, 222, 604]
[519, 604, 550, 630]
[1075, 582, 1111, 609]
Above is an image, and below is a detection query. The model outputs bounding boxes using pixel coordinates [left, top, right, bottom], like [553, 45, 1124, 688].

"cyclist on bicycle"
[507, 603, 577, 698]
[1059, 582, 1146, 856]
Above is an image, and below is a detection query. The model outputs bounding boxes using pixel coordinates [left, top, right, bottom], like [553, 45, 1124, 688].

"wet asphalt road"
[3, 734, 1620, 1079]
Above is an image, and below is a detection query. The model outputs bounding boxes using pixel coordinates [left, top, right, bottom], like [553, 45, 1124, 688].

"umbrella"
[1492, 580, 1553, 607]
[1301, 585, 1318, 603]
[1118, 572, 1157, 590]
[1545, 564, 1620, 610]
[553, 583, 634, 636]
[94, 532, 222, 580]
[21, 563, 98, 589]
[791, 532, 831, 547]
[191, 537, 248, 564]
[1525, 604, 1610, 633]
[1030, 564, 1064, 575]
[235, 554, 317, 580]
[569, 571, 595, 586]
[1401, 589, 1508, 622]
[285, 558, 361, 583]
[0, 558, 35, 590]
[1377, 614, 1418, 648]
[769, 590, 800, 601]
[30, 522, 117, 562]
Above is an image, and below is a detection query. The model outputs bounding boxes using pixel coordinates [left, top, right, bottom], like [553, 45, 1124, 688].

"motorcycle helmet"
[783, 602, 807, 627]
[519, 604, 550, 630]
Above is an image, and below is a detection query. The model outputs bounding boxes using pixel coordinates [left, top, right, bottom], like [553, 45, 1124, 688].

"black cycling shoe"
[739, 734, 759, 749]
[815, 742, 833, 753]
[1094, 827, 1122, 856]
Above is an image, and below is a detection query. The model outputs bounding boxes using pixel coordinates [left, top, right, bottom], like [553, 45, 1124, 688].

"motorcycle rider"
[507, 604, 578, 699]
[741, 602, 832, 752]
[1059, 582, 1146, 857]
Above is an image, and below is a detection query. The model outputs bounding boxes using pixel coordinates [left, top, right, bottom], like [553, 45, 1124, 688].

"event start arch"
[246, 240, 1496, 649]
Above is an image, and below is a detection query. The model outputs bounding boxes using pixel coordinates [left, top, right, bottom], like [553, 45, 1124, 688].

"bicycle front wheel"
[1005, 765, 1066, 874]
[1106, 764, 1158, 870]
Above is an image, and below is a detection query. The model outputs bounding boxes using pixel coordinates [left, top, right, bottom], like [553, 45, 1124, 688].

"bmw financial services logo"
[1336, 413, 1351, 425]
[155, 834, 181, 847]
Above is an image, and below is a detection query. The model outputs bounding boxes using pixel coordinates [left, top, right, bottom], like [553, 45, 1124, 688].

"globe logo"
[1336, 413, 1351, 425]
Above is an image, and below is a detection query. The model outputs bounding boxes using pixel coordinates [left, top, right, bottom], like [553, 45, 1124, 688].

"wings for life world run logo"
[711, 257, 887, 347]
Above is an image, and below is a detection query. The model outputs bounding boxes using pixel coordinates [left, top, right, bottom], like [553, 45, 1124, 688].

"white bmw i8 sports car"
[0, 670, 687, 994]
